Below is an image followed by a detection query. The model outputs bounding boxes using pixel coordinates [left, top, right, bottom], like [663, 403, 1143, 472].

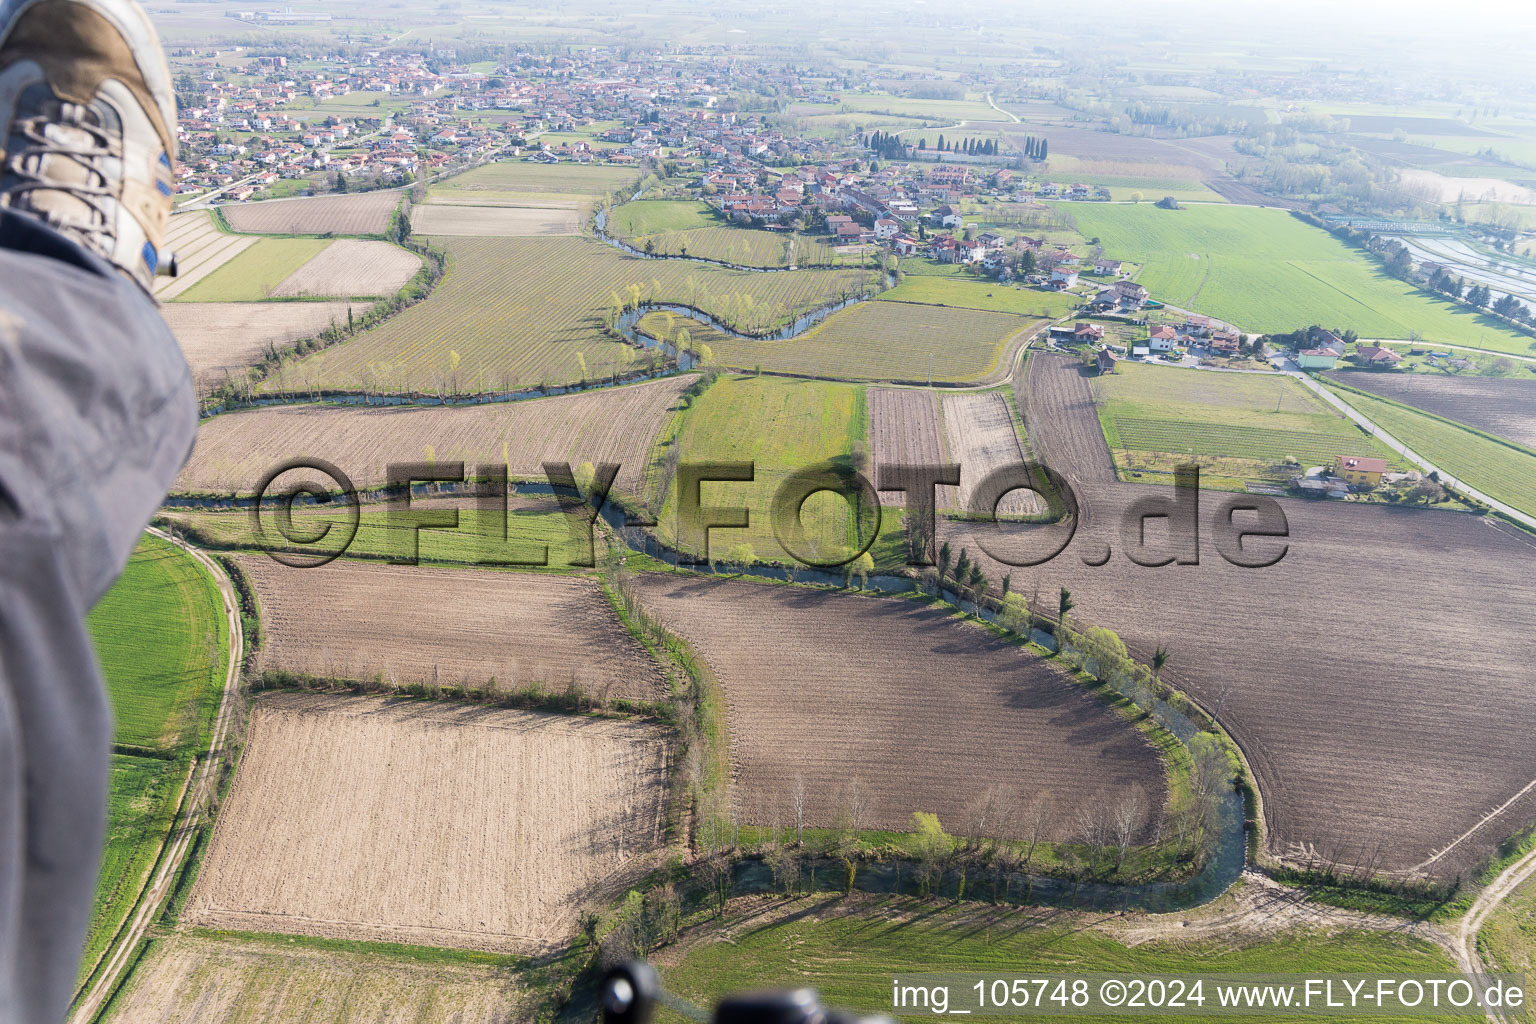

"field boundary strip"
[69, 530, 244, 1024]
[1110, 415, 1385, 465]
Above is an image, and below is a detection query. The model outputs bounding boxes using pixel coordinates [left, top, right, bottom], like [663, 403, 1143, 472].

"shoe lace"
[1, 102, 117, 248]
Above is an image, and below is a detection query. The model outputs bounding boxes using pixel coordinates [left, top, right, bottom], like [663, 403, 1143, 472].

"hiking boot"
[0, 0, 177, 293]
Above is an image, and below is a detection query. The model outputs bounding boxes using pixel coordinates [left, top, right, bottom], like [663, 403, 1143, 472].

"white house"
[873, 217, 899, 240]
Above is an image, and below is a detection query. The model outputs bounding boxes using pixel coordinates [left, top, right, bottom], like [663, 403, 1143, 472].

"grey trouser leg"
[0, 210, 196, 1023]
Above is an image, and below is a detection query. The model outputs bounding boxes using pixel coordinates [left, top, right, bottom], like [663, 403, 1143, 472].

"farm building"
[1114, 280, 1150, 307]
[1095, 349, 1118, 374]
[1336, 455, 1387, 487]
[1355, 344, 1404, 366]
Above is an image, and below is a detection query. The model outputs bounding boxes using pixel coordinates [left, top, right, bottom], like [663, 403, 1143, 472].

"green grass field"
[635, 226, 850, 268]
[175, 237, 333, 302]
[432, 160, 640, 196]
[80, 755, 186, 986]
[878, 276, 1080, 318]
[1095, 362, 1401, 486]
[101, 931, 530, 1022]
[1324, 384, 1536, 519]
[1033, 155, 1227, 204]
[656, 375, 876, 563]
[608, 199, 720, 235]
[1479, 871, 1536, 1024]
[828, 93, 1005, 123]
[1068, 205, 1536, 356]
[607, 200, 852, 268]
[165, 504, 589, 571]
[80, 533, 227, 990]
[88, 533, 229, 752]
[657, 895, 1464, 1024]
[262, 236, 876, 394]
[640, 300, 1035, 384]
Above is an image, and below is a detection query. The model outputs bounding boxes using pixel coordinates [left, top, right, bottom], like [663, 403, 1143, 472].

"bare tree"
[1020, 791, 1050, 873]
[792, 774, 806, 848]
[1111, 788, 1146, 874]
[965, 785, 1016, 853]
[1075, 802, 1113, 879]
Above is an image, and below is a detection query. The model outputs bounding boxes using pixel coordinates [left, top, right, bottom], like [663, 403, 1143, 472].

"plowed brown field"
[219, 191, 401, 236]
[155, 212, 257, 301]
[948, 352, 1536, 878]
[241, 558, 665, 700]
[160, 301, 357, 394]
[868, 388, 945, 507]
[103, 932, 525, 1023]
[627, 574, 1165, 839]
[175, 375, 688, 498]
[1323, 370, 1536, 448]
[270, 239, 421, 298]
[942, 391, 1039, 516]
[184, 693, 669, 951]
[413, 203, 579, 236]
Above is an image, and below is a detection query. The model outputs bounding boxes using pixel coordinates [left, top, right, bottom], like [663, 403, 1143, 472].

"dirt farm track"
[951, 354, 1536, 878]
[183, 693, 670, 952]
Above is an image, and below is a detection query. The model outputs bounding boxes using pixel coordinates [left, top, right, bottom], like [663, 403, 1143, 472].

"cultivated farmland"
[165, 500, 587, 571]
[942, 390, 1038, 515]
[184, 693, 670, 951]
[876, 275, 1080, 318]
[1323, 370, 1536, 448]
[177, 374, 688, 497]
[605, 201, 846, 267]
[175, 237, 333, 302]
[640, 300, 1036, 383]
[161, 301, 359, 394]
[154, 211, 257, 301]
[954, 353, 1536, 879]
[607, 199, 718, 236]
[85, 756, 183, 988]
[270, 238, 422, 298]
[433, 160, 640, 197]
[1069, 204, 1536, 354]
[83, 534, 227, 984]
[104, 932, 525, 1024]
[627, 574, 1165, 838]
[1324, 384, 1536, 518]
[218, 190, 401, 236]
[240, 559, 666, 700]
[654, 375, 867, 561]
[412, 203, 580, 235]
[867, 387, 945, 506]
[626, 225, 846, 268]
[657, 894, 1459, 1024]
[260, 236, 873, 393]
[1092, 360, 1401, 486]
[88, 533, 228, 752]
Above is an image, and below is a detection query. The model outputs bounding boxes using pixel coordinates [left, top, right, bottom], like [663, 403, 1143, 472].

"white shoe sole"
[0, 0, 175, 135]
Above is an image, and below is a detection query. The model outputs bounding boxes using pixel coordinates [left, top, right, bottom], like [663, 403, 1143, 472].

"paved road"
[985, 92, 1019, 123]
[68, 530, 244, 1024]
